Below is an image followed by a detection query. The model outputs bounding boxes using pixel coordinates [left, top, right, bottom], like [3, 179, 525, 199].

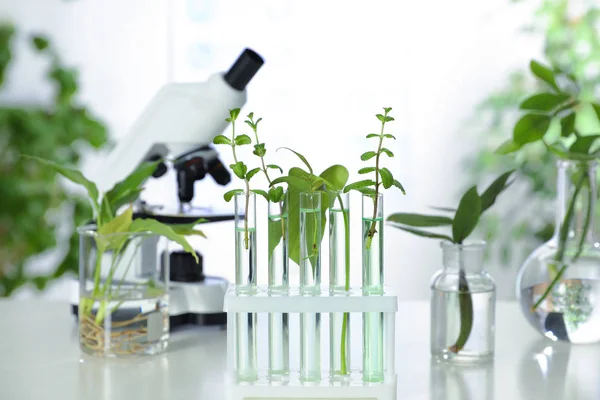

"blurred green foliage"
[465, 0, 600, 268]
[0, 23, 108, 296]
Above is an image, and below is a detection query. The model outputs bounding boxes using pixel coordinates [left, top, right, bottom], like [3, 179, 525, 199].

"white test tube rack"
[224, 285, 398, 400]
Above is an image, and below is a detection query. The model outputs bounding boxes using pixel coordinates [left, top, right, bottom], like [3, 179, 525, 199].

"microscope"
[70, 48, 264, 328]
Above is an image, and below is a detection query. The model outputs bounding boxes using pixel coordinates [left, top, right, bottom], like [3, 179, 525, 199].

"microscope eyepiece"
[224, 48, 264, 91]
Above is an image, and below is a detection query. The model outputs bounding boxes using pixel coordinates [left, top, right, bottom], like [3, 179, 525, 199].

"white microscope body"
[71, 49, 264, 327]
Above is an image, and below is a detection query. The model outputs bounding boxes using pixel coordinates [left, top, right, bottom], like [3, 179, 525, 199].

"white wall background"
[1, 0, 543, 300]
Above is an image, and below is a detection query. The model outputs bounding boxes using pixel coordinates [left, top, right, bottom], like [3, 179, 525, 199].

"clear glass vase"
[268, 196, 290, 379]
[78, 226, 170, 357]
[362, 192, 384, 382]
[299, 191, 322, 382]
[329, 191, 351, 379]
[516, 160, 600, 344]
[431, 241, 496, 363]
[234, 192, 258, 382]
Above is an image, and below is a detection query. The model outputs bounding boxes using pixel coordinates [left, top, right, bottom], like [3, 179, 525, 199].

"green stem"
[532, 170, 587, 311]
[253, 128, 286, 243]
[334, 192, 351, 375]
[92, 249, 103, 297]
[449, 248, 473, 353]
[366, 121, 386, 250]
[230, 119, 250, 250]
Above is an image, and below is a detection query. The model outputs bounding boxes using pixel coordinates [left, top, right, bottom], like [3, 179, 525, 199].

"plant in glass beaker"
[21, 155, 205, 356]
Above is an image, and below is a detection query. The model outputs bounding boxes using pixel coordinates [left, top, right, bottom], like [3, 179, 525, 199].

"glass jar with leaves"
[344, 107, 405, 381]
[21, 156, 205, 357]
[495, 60, 600, 343]
[388, 171, 514, 363]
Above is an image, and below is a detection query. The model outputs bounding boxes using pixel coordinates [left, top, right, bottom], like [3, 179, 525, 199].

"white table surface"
[1, 300, 599, 400]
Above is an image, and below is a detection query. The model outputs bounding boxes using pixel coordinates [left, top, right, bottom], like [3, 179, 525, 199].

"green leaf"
[361, 151, 377, 161]
[130, 219, 199, 263]
[343, 179, 376, 193]
[277, 147, 313, 174]
[429, 206, 457, 213]
[388, 223, 453, 242]
[480, 170, 515, 213]
[110, 188, 144, 213]
[520, 93, 570, 112]
[359, 167, 376, 174]
[384, 116, 394, 122]
[311, 177, 325, 191]
[380, 148, 394, 157]
[251, 189, 269, 201]
[271, 175, 311, 192]
[357, 187, 377, 196]
[268, 186, 284, 203]
[267, 164, 283, 173]
[513, 114, 551, 145]
[569, 135, 600, 154]
[168, 218, 207, 232]
[452, 186, 481, 244]
[32, 35, 49, 51]
[495, 139, 522, 155]
[96, 206, 133, 251]
[235, 134, 252, 146]
[530, 60, 559, 91]
[319, 165, 349, 191]
[253, 143, 266, 157]
[392, 179, 406, 194]
[104, 160, 159, 212]
[98, 206, 133, 235]
[366, 133, 380, 139]
[21, 155, 100, 216]
[383, 107, 392, 114]
[230, 161, 247, 180]
[268, 214, 284, 263]
[560, 113, 576, 138]
[246, 167, 261, 181]
[378, 167, 394, 189]
[229, 108, 240, 121]
[387, 213, 453, 227]
[99, 195, 113, 227]
[170, 228, 206, 238]
[384, 134, 396, 139]
[224, 189, 244, 202]
[286, 168, 312, 266]
[592, 103, 600, 124]
[213, 135, 231, 145]
[376, 114, 385, 122]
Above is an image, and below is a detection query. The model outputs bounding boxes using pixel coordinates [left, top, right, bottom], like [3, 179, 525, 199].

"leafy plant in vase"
[495, 59, 600, 343]
[388, 170, 514, 362]
[21, 155, 205, 357]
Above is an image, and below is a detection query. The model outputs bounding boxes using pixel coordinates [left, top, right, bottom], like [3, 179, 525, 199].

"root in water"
[79, 312, 161, 356]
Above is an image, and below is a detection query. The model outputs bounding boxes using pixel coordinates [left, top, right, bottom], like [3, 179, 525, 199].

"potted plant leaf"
[388, 170, 514, 362]
[21, 155, 206, 357]
[495, 59, 600, 343]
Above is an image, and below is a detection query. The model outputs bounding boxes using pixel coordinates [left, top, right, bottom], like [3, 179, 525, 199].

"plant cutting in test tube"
[387, 170, 514, 353]
[270, 154, 349, 269]
[243, 112, 287, 261]
[213, 109, 268, 245]
[343, 107, 406, 248]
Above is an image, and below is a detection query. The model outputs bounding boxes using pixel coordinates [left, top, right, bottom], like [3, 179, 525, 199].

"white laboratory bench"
[1, 300, 599, 400]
